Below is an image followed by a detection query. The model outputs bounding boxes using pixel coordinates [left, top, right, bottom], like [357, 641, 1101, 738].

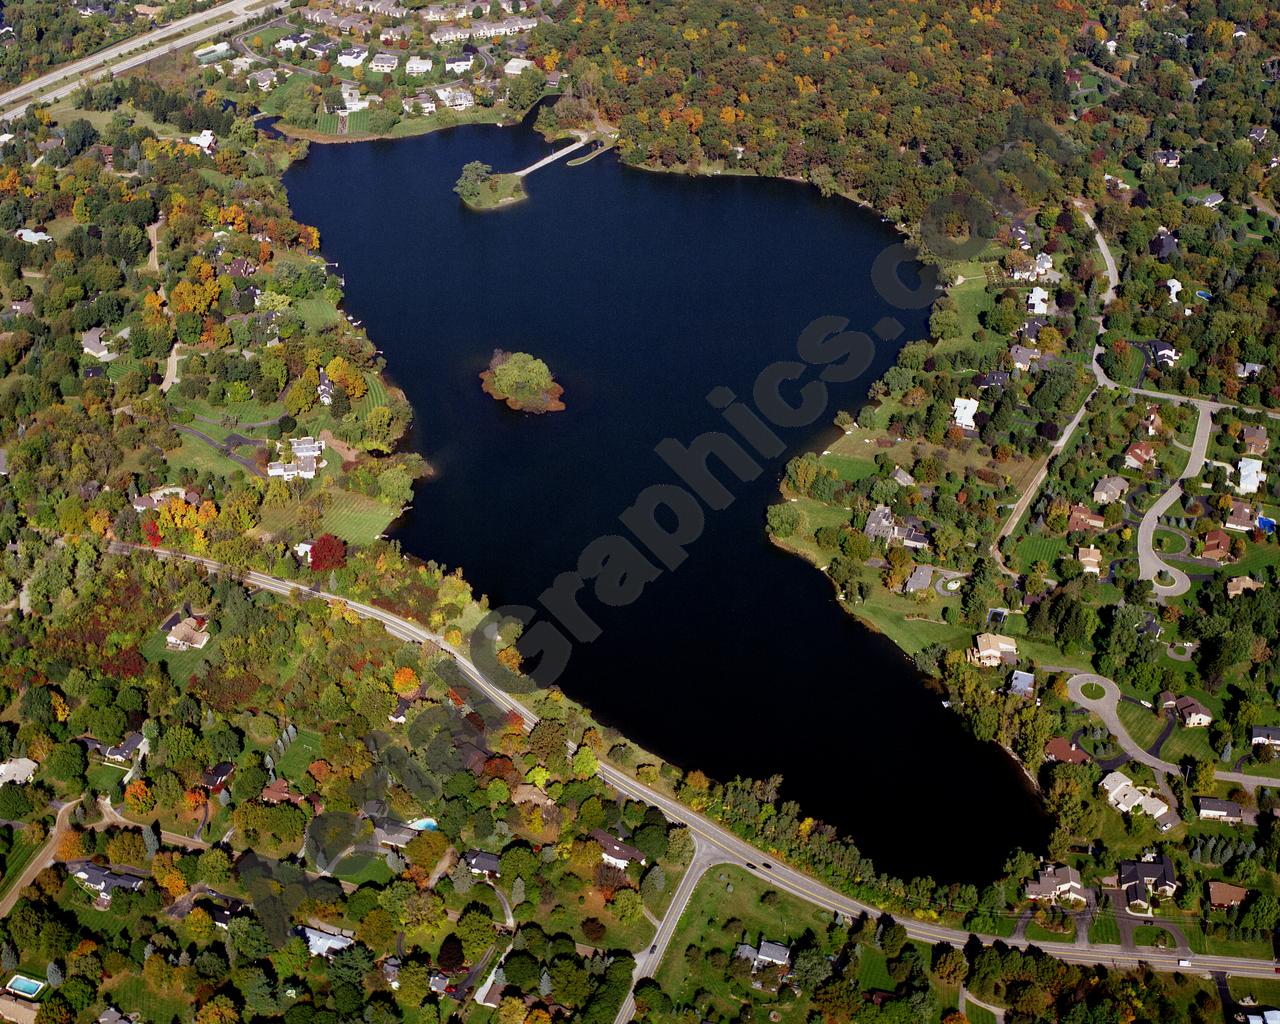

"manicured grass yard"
[1133, 924, 1175, 948]
[140, 628, 215, 682]
[1025, 918, 1075, 943]
[1088, 910, 1119, 945]
[1082, 682, 1106, 701]
[319, 489, 400, 545]
[1154, 529, 1188, 555]
[1116, 701, 1163, 749]
[964, 1002, 997, 1024]
[1014, 534, 1067, 571]
[0, 835, 42, 902]
[87, 761, 127, 796]
[333, 853, 394, 886]
[275, 728, 323, 783]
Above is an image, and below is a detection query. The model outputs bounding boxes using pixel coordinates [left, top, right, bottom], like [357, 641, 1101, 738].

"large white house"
[405, 56, 433, 76]
[952, 397, 978, 430]
[1238, 457, 1267, 495]
[337, 46, 369, 68]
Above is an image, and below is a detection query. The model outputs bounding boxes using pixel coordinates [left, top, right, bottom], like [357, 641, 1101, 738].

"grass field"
[1088, 910, 1119, 945]
[963, 1001, 997, 1024]
[275, 728, 323, 783]
[296, 296, 343, 332]
[333, 853, 394, 886]
[87, 761, 127, 796]
[1117, 701, 1164, 749]
[319, 489, 399, 545]
[0, 836, 41, 902]
[1025, 918, 1075, 943]
[140, 628, 214, 681]
[1014, 534, 1067, 571]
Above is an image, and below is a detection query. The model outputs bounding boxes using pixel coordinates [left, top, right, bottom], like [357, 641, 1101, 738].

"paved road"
[0, 800, 80, 917]
[1074, 201, 1119, 305]
[613, 835, 722, 1024]
[114, 544, 1280, 981]
[97, 795, 212, 850]
[960, 987, 1007, 1024]
[160, 344, 181, 393]
[0, 0, 283, 120]
[1136, 399, 1213, 597]
[1067, 674, 1274, 793]
[174, 423, 265, 477]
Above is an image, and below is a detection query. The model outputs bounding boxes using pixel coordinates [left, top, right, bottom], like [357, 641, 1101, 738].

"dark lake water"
[284, 116, 1050, 883]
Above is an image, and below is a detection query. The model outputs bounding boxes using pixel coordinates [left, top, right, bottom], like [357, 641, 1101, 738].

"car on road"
[1177, 959, 1191, 967]
[648, 945, 656, 954]
[762, 862, 773, 870]
[745, 862, 757, 870]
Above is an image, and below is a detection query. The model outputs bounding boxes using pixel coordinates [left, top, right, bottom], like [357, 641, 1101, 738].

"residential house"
[1154, 150, 1181, 168]
[1202, 529, 1233, 562]
[0, 757, 37, 785]
[1242, 425, 1269, 456]
[1197, 798, 1244, 824]
[369, 52, 399, 74]
[590, 829, 646, 869]
[1124, 442, 1156, 470]
[1227, 576, 1264, 599]
[380, 23, 410, 42]
[434, 85, 474, 110]
[1236, 361, 1265, 380]
[1101, 771, 1176, 830]
[74, 863, 145, 900]
[1251, 726, 1280, 749]
[1227, 499, 1259, 532]
[1175, 696, 1212, 728]
[1009, 670, 1036, 699]
[81, 327, 110, 359]
[952, 397, 978, 430]
[189, 130, 217, 154]
[274, 32, 311, 53]
[202, 762, 235, 791]
[405, 55, 433, 75]
[1021, 316, 1049, 343]
[1167, 278, 1183, 303]
[967, 633, 1017, 668]
[863, 504, 895, 543]
[0, 998, 36, 1024]
[902, 564, 933, 595]
[1025, 864, 1085, 903]
[892, 466, 915, 487]
[1043, 736, 1089, 765]
[1238, 458, 1266, 495]
[317, 368, 334, 405]
[373, 817, 418, 849]
[503, 56, 534, 76]
[1249, 126, 1270, 144]
[194, 41, 233, 63]
[247, 69, 280, 92]
[1208, 881, 1249, 909]
[444, 54, 474, 74]
[1202, 192, 1225, 208]
[1150, 341, 1178, 368]
[1118, 855, 1178, 906]
[299, 926, 354, 958]
[1027, 286, 1049, 316]
[462, 850, 501, 875]
[97, 732, 146, 764]
[98, 1009, 140, 1024]
[338, 46, 369, 68]
[1077, 545, 1102, 574]
[1068, 505, 1105, 532]
[1009, 345, 1040, 372]
[1093, 476, 1129, 505]
[166, 615, 210, 651]
[1149, 228, 1178, 259]
[976, 370, 1010, 391]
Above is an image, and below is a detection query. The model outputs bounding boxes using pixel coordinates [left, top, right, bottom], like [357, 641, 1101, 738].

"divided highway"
[0, 0, 283, 121]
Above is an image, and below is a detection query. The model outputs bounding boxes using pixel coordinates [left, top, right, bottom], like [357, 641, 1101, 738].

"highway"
[120, 545, 1280, 995]
[0, 0, 283, 121]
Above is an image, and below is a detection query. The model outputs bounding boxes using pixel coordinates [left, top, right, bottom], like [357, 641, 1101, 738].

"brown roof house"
[590, 829, 646, 870]
[1208, 881, 1249, 909]
[1175, 696, 1213, 728]
[1124, 441, 1156, 470]
[1201, 529, 1233, 562]
[1068, 505, 1105, 532]
[1242, 425, 1269, 456]
[1044, 736, 1090, 765]
[166, 615, 211, 651]
[1227, 576, 1264, 599]
[1077, 545, 1103, 574]
[1226, 499, 1259, 533]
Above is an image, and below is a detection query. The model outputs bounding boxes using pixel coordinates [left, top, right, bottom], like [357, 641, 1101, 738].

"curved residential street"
[1135, 399, 1214, 598]
[1067, 674, 1272, 793]
[113, 544, 1280, 982]
[0, 800, 80, 918]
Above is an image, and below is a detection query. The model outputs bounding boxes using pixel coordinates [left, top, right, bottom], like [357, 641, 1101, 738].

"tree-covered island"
[479, 350, 565, 414]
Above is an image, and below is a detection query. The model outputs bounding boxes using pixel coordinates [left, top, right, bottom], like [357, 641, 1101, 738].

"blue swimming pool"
[408, 818, 437, 831]
[1196, 289, 1213, 300]
[6, 974, 45, 999]
[1259, 516, 1276, 534]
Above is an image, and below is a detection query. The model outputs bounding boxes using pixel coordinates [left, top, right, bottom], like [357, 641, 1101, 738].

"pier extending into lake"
[514, 137, 588, 177]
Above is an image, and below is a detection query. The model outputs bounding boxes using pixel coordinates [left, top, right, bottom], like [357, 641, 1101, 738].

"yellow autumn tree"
[392, 666, 419, 696]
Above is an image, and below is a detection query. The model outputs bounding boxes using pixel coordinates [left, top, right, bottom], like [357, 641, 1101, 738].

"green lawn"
[1116, 701, 1164, 749]
[1088, 910, 1119, 945]
[1025, 918, 1075, 943]
[857, 947, 895, 991]
[296, 296, 343, 332]
[1014, 534, 1067, 572]
[1133, 924, 1176, 948]
[0, 836, 42, 902]
[274, 728, 323, 783]
[1082, 682, 1106, 701]
[964, 1002, 997, 1024]
[140, 627, 215, 681]
[333, 853, 393, 886]
[319, 489, 401, 545]
[87, 761, 127, 796]
[1154, 529, 1188, 555]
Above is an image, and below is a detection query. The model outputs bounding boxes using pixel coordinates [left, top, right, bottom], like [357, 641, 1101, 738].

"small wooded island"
[480, 349, 566, 413]
[454, 160, 527, 210]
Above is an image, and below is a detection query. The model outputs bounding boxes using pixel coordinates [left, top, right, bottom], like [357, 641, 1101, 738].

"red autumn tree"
[309, 533, 346, 571]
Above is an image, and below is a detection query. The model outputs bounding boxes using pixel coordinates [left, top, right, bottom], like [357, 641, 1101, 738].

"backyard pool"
[408, 818, 437, 831]
[6, 974, 45, 999]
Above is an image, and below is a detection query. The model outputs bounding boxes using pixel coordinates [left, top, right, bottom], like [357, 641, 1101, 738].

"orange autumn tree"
[124, 778, 155, 814]
[392, 666, 419, 696]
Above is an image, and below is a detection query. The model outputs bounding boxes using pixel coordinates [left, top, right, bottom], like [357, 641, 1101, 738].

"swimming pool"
[6, 974, 46, 999]
[408, 818, 437, 831]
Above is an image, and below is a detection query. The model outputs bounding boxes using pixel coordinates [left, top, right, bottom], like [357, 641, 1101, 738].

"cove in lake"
[284, 116, 1051, 883]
